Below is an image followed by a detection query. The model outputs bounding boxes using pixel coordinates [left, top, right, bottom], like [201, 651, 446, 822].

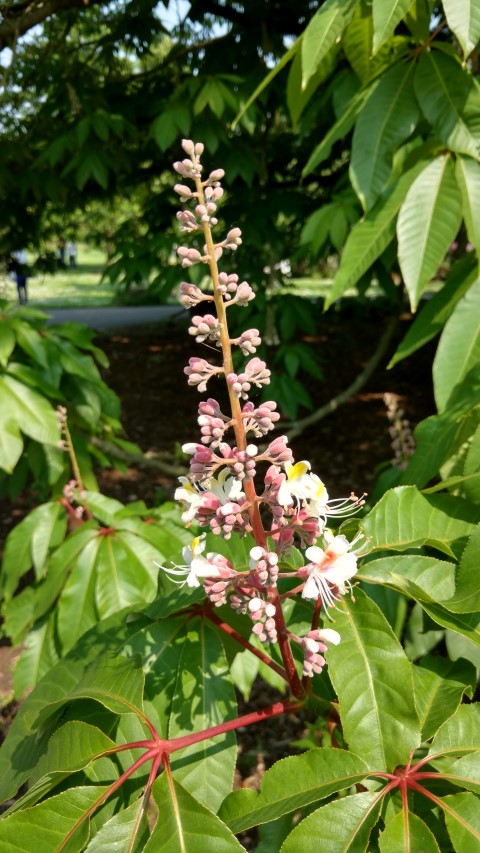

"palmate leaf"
[0, 785, 107, 853]
[446, 753, 480, 796]
[414, 51, 480, 160]
[359, 555, 456, 603]
[433, 278, 480, 412]
[388, 253, 477, 367]
[443, 792, 480, 851]
[0, 501, 67, 600]
[0, 419, 22, 472]
[429, 704, 480, 761]
[397, 155, 463, 310]
[443, 0, 480, 57]
[372, 0, 413, 52]
[455, 155, 480, 254]
[144, 774, 245, 852]
[361, 486, 478, 558]
[84, 799, 149, 853]
[4, 722, 116, 814]
[325, 158, 426, 307]
[301, 0, 357, 89]
[441, 523, 480, 614]
[280, 791, 382, 853]
[219, 750, 369, 834]
[13, 611, 59, 698]
[0, 373, 59, 447]
[464, 424, 480, 503]
[412, 656, 476, 741]
[350, 60, 419, 210]
[168, 622, 237, 812]
[0, 610, 138, 805]
[326, 590, 420, 771]
[32, 652, 145, 729]
[379, 811, 440, 853]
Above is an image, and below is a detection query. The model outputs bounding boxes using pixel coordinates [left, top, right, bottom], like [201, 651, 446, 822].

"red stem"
[167, 698, 303, 753]
[205, 606, 289, 681]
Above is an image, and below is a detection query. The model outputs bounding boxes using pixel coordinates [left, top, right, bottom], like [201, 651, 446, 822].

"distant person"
[12, 250, 28, 304]
[66, 241, 77, 269]
[57, 240, 66, 268]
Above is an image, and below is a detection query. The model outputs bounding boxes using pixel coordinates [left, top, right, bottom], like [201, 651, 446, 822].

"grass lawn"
[2, 245, 115, 309]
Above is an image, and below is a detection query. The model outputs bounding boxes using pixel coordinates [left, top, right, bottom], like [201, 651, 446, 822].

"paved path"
[46, 305, 188, 331]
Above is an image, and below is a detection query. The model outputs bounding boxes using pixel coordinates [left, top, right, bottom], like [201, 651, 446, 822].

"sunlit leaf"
[414, 51, 480, 160]
[429, 704, 480, 760]
[443, 0, 480, 57]
[433, 279, 480, 411]
[144, 774, 244, 852]
[350, 61, 419, 209]
[219, 749, 369, 833]
[301, 0, 357, 89]
[281, 791, 382, 853]
[372, 0, 413, 52]
[327, 590, 420, 770]
[397, 155, 462, 310]
[168, 621, 237, 812]
[412, 656, 476, 740]
[379, 810, 440, 853]
[443, 792, 480, 851]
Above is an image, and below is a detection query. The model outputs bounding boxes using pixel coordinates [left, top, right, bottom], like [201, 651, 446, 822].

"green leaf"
[219, 750, 369, 833]
[280, 791, 382, 853]
[361, 486, 478, 558]
[414, 51, 480, 160]
[397, 155, 463, 310]
[303, 81, 376, 175]
[388, 254, 477, 366]
[0, 419, 22, 473]
[0, 374, 59, 445]
[57, 535, 102, 650]
[0, 321, 15, 366]
[359, 555, 456, 603]
[144, 774, 245, 852]
[372, 0, 413, 52]
[443, 792, 480, 851]
[441, 523, 480, 613]
[95, 534, 157, 619]
[429, 704, 480, 760]
[7, 722, 116, 813]
[13, 612, 59, 697]
[446, 753, 480, 796]
[31, 501, 66, 578]
[433, 278, 480, 411]
[326, 590, 420, 770]
[350, 61, 419, 210]
[0, 786, 107, 852]
[412, 656, 476, 740]
[419, 603, 480, 647]
[443, 0, 480, 57]
[456, 155, 480, 254]
[168, 622, 237, 812]
[301, 0, 357, 89]
[464, 425, 480, 503]
[379, 810, 440, 853]
[326, 158, 426, 306]
[287, 41, 339, 125]
[32, 653, 145, 729]
[84, 799, 149, 852]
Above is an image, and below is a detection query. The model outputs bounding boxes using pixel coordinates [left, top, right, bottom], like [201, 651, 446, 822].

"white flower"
[277, 460, 328, 515]
[174, 477, 204, 523]
[302, 530, 359, 605]
[158, 534, 222, 588]
[209, 467, 245, 504]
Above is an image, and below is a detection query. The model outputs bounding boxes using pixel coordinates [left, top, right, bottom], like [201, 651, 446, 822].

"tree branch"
[285, 315, 399, 442]
[0, 0, 104, 50]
